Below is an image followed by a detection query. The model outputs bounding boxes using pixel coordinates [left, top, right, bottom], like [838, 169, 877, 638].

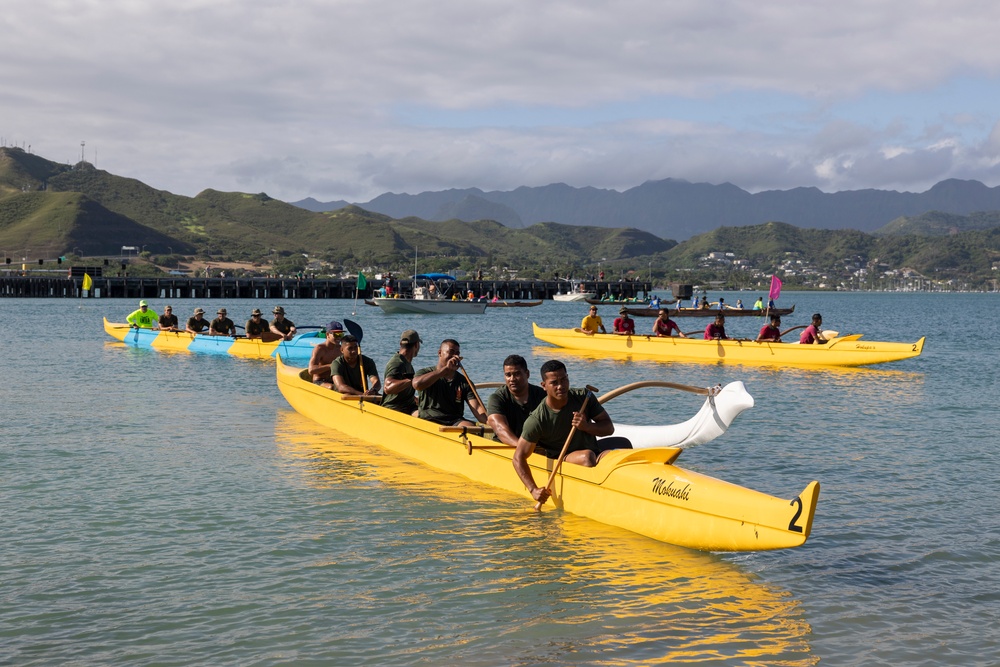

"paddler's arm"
[333, 373, 363, 396]
[487, 413, 519, 446]
[412, 356, 459, 390]
[571, 407, 615, 438]
[466, 394, 487, 425]
[382, 374, 410, 395]
[513, 437, 549, 503]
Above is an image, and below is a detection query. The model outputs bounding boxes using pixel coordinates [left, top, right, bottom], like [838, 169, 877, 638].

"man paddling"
[186, 307, 210, 334]
[580, 305, 606, 334]
[244, 308, 269, 339]
[513, 360, 629, 505]
[309, 321, 344, 389]
[381, 329, 421, 415]
[613, 307, 635, 335]
[330, 334, 381, 396]
[412, 339, 486, 427]
[126, 300, 158, 329]
[269, 306, 297, 341]
[653, 308, 685, 337]
[704, 313, 729, 340]
[487, 354, 547, 446]
[756, 314, 783, 342]
[800, 313, 828, 345]
[209, 308, 236, 336]
[158, 305, 179, 332]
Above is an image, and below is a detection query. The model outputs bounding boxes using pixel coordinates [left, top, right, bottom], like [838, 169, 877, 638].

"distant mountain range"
[293, 178, 1000, 241]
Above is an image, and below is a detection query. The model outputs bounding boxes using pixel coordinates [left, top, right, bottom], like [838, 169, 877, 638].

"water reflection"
[274, 411, 816, 665]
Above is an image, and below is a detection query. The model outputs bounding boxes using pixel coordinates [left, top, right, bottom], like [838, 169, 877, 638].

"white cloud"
[4, 0, 1000, 201]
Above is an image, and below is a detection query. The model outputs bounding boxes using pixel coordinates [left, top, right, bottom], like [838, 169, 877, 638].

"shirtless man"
[308, 320, 345, 389]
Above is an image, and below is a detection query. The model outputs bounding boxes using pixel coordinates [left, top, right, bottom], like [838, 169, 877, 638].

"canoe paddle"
[534, 384, 599, 512]
[343, 318, 371, 393]
[457, 360, 488, 424]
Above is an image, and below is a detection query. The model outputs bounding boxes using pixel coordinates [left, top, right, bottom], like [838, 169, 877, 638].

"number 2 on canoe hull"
[788, 496, 804, 533]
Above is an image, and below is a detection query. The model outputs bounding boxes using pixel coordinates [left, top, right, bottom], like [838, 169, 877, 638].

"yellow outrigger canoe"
[533, 323, 925, 367]
[276, 357, 820, 552]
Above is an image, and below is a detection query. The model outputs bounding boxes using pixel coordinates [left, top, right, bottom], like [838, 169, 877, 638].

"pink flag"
[768, 275, 782, 301]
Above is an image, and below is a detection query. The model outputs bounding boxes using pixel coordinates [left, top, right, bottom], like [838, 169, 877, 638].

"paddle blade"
[343, 318, 364, 343]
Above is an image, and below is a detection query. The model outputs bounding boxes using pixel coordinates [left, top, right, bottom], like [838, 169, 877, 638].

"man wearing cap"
[126, 300, 159, 329]
[330, 335, 381, 396]
[269, 306, 297, 341]
[309, 321, 345, 388]
[612, 307, 635, 335]
[580, 305, 606, 334]
[158, 305, 179, 332]
[209, 308, 236, 336]
[412, 339, 486, 427]
[186, 307, 210, 334]
[244, 308, 270, 339]
[381, 329, 422, 415]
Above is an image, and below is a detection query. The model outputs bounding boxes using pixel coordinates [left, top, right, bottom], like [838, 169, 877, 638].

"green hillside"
[0, 147, 673, 272]
[3, 145, 999, 288]
[875, 210, 1000, 236]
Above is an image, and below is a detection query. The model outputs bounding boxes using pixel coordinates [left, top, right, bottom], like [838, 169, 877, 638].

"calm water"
[1, 293, 998, 666]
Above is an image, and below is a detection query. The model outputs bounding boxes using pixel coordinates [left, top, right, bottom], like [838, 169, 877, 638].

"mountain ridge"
[295, 177, 1000, 241]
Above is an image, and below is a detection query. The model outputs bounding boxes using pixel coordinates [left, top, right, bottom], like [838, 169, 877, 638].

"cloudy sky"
[5, 0, 1000, 203]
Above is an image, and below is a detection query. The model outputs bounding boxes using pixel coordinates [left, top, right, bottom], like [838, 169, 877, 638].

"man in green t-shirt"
[330, 335, 381, 396]
[381, 329, 421, 415]
[126, 300, 159, 329]
[412, 339, 486, 427]
[513, 360, 628, 505]
[487, 354, 546, 446]
[244, 308, 269, 338]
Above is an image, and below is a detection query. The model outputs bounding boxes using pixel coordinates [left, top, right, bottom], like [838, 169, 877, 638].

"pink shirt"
[704, 322, 727, 340]
[758, 324, 781, 341]
[800, 324, 820, 344]
[655, 318, 680, 336]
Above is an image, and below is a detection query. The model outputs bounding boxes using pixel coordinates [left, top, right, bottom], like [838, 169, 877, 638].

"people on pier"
[186, 307, 210, 334]
[800, 313, 828, 345]
[756, 314, 783, 342]
[653, 308, 685, 337]
[412, 339, 486, 427]
[158, 305, 179, 331]
[613, 307, 635, 335]
[270, 306, 297, 341]
[580, 305, 607, 334]
[487, 354, 547, 446]
[512, 360, 629, 505]
[381, 329, 421, 415]
[704, 313, 729, 340]
[330, 335, 381, 396]
[210, 308, 236, 337]
[126, 300, 158, 329]
[309, 321, 344, 388]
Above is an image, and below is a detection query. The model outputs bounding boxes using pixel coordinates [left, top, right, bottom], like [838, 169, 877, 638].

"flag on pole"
[768, 275, 782, 301]
[82, 273, 94, 291]
[356, 272, 367, 290]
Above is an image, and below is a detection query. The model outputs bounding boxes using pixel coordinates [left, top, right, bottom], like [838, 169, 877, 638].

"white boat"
[370, 294, 487, 315]
[553, 291, 597, 302]
[552, 279, 596, 301]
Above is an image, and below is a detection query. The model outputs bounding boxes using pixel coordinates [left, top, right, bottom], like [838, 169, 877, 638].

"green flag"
[356, 272, 367, 290]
